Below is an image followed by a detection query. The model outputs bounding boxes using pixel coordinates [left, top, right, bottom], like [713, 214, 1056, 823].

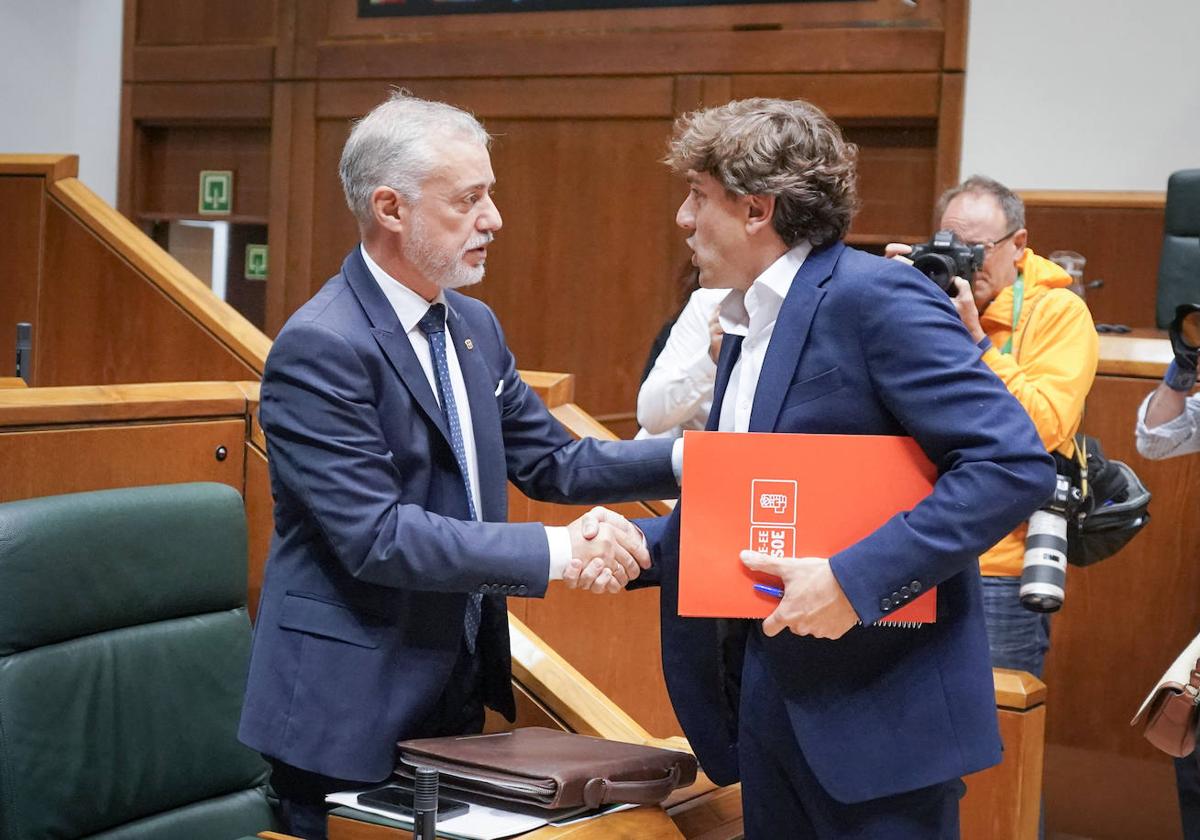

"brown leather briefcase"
[395, 727, 698, 810]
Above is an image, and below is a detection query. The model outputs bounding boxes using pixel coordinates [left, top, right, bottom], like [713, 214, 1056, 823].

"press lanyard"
[999, 273, 1025, 355]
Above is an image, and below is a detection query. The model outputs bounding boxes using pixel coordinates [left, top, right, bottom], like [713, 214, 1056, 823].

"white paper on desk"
[325, 790, 548, 840]
[548, 802, 637, 826]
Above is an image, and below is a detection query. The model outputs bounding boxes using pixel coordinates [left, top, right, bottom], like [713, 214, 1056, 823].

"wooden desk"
[1043, 330, 1194, 839]
[0, 377, 27, 388]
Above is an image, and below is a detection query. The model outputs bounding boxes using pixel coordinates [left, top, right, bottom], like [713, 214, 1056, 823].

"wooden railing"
[0, 154, 268, 387]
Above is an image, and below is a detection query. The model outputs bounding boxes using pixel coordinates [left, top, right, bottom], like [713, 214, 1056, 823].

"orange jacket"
[977, 249, 1098, 577]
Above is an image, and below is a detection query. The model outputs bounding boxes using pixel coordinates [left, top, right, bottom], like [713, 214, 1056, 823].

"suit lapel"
[342, 249, 451, 443]
[748, 241, 843, 432]
[447, 304, 507, 521]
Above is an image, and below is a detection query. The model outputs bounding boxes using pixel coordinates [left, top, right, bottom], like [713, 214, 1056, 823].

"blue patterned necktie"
[417, 303, 482, 654]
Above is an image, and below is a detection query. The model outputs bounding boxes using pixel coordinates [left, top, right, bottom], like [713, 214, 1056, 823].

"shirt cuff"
[545, 526, 572, 580]
[977, 335, 994, 352]
[671, 437, 685, 481]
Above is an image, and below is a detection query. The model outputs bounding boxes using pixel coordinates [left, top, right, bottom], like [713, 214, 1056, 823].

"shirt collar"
[718, 240, 813, 336]
[360, 244, 449, 334]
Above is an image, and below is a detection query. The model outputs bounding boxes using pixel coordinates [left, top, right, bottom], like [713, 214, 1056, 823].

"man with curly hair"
[636, 98, 1055, 838]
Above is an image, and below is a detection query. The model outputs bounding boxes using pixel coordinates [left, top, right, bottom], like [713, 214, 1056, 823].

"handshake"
[563, 507, 652, 595]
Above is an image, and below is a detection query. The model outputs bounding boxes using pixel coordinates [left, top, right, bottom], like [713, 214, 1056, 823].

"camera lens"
[911, 253, 958, 295]
[1020, 509, 1068, 613]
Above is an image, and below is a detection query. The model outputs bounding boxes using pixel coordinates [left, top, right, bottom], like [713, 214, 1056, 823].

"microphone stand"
[411, 765, 439, 840]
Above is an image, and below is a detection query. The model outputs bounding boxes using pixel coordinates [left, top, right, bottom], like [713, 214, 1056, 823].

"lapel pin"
[464, 338, 474, 351]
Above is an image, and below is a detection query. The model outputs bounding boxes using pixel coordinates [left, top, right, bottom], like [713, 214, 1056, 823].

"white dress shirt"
[636, 287, 729, 438]
[1135, 390, 1200, 460]
[360, 246, 573, 578]
[717, 241, 814, 432]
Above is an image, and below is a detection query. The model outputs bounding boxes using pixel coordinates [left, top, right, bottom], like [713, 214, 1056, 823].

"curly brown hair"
[664, 97, 859, 248]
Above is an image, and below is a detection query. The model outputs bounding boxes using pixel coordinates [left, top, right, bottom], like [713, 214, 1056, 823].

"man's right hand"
[563, 507, 650, 594]
[884, 242, 913, 261]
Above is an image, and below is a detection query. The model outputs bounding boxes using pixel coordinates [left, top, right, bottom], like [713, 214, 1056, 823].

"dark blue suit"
[641, 242, 1055, 836]
[238, 249, 678, 784]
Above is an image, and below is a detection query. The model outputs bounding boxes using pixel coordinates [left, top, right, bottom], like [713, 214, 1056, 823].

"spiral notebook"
[678, 430, 937, 625]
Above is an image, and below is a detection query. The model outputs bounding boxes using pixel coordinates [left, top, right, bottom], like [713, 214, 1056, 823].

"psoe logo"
[751, 479, 797, 526]
[750, 525, 795, 558]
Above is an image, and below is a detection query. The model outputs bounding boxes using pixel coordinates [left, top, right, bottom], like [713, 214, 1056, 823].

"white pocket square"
[495, 379, 505, 397]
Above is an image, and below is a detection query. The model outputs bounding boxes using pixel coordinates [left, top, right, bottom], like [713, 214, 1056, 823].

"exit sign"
[245, 244, 268, 280]
[199, 170, 233, 215]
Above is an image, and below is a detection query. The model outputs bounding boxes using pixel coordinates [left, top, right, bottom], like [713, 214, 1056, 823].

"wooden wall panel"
[0, 419, 245, 503]
[312, 28, 945, 81]
[474, 118, 682, 418]
[310, 117, 357, 299]
[137, 124, 272, 222]
[849, 125, 939, 243]
[38, 200, 258, 385]
[133, 0, 278, 46]
[729, 73, 940, 121]
[321, 0, 951, 40]
[1040, 372, 1198, 839]
[0, 178, 44, 380]
[267, 81, 318, 333]
[1023, 201, 1165, 329]
[133, 46, 276, 84]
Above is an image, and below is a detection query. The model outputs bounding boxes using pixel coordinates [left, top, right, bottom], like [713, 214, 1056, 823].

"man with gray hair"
[889, 176, 1098, 681]
[636, 98, 1055, 837]
[237, 91, 681, 838]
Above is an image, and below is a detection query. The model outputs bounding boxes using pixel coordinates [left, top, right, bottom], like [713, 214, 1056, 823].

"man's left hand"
[950, 277, 986, 343]
[741, 551, 858, 639]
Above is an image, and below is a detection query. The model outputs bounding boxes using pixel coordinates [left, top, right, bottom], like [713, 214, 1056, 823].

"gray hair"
[339, 90, 491, 227]
[935, 174, 1026, 232]
[664, 97, 859, 248]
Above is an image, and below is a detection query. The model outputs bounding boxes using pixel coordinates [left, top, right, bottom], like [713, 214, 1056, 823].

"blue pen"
[753, 583, 784, 599]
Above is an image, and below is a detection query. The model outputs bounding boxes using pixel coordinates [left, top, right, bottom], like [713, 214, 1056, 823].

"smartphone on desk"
[357, 784, 469, 821]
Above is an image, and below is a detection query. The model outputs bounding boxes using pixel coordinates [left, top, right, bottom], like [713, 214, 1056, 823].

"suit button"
[503, 585, 515, 595]
[879, 597, 892, 612]
[516, 584, 528, 596]
[910, 580, 922, 593]
[900, 586, 911, 599]
[481, 584, 494, 594]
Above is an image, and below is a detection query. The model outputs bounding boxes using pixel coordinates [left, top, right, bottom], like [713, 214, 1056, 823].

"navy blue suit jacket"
[642, 242, 1055, 804]
[238, 249, 678, 782]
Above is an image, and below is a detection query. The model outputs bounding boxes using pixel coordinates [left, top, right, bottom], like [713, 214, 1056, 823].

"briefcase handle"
[581, 765, 681, 808]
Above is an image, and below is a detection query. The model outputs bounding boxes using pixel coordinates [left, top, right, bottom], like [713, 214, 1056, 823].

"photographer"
[1137, 304, 1200, 454]
[1136, 303, 1200, 840]
[889, 175, 1098, 678]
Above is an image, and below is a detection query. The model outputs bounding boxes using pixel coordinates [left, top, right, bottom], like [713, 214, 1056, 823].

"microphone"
[15, 322, 31, 383]
[411, 765, 439, 840]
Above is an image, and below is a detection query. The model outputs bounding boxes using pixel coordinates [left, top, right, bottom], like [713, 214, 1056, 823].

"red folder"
[679, 431, 937, 624]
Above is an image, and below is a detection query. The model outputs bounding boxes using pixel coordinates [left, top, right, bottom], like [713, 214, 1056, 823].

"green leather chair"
[1154, 168, 1200, 328]
[0, 482, 278, 839]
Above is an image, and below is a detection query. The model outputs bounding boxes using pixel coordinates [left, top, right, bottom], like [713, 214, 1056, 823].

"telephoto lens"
[1019, 475, 1072, 612]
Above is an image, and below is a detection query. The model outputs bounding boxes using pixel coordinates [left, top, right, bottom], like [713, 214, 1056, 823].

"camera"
[1019, 473, 1079, 613]
[908, 230, 985, 295]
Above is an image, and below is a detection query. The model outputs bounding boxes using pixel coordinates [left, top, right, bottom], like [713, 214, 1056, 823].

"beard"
[404, 215, 493, 291]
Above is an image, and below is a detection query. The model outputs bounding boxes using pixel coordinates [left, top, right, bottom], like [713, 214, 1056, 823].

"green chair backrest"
[1155, 168, 1200, 328]
[0, 483, 274, 839]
